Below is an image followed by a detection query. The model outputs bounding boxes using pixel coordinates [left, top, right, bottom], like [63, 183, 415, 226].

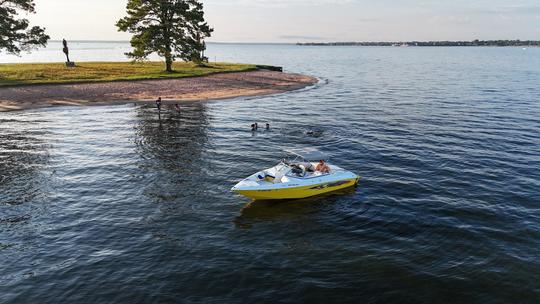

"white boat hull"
[232, 163, 360, 200]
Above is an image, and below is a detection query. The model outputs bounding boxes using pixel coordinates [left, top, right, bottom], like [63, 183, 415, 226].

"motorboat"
[231, 148, 360, 200]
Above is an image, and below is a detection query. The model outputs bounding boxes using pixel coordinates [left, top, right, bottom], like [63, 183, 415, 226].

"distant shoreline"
[0, 70, 317, 112]
[298, 40, 540, 47]
[41, 40, 540, 46]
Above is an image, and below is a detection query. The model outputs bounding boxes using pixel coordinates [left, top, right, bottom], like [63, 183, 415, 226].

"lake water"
[1, 42, 540, 303]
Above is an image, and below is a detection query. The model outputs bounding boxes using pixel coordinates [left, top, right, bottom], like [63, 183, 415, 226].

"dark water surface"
[1, 45, 540, 303]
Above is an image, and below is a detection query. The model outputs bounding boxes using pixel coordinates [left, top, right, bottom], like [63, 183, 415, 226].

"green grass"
[0, 61, 258, 87]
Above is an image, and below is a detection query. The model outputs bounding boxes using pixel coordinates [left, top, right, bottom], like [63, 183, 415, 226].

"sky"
[25, 0, 540, 42]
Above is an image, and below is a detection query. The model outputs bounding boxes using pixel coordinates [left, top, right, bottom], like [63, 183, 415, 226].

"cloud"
[207, 0, 357, 7]
[279, 35, 327, 40]
[356, 18, 379, 22]
[428, 15, 472, 24]
[467, 3, 540, 15]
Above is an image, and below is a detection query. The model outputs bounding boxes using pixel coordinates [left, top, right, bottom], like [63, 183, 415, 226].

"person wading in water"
[156, 97, 162, 111]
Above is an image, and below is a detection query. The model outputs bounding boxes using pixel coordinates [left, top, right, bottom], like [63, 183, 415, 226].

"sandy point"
[0, 70, 318, 112]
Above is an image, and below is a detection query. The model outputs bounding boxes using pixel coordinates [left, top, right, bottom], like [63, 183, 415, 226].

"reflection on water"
[235, 186, 358, 227]
[0, 116, 53, 251]
[0, 117, 51, 205]
[1, 45, 540, 303]
[134, 103, 211, 203]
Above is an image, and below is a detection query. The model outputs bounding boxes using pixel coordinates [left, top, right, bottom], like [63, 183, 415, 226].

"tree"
[117, 0, 213, 72]
[0, 0, 49, 55]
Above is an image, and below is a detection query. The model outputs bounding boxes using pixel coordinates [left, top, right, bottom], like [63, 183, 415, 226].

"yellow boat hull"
[234, 177, 360, 200]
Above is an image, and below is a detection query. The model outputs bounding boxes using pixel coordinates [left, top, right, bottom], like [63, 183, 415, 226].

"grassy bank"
[0, 62, 258, 87]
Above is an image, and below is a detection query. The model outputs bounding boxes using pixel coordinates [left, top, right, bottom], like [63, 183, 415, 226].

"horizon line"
[50, 40, 296, 45]
[50, 38, 540, 44]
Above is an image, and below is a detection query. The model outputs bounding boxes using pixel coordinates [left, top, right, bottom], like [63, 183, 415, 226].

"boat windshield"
[280, 148, 332, 178]
[283, 148, 329, 162]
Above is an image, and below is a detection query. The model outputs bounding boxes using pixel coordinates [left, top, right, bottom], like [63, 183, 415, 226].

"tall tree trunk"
[164, 34, 172, 72]
[164, 30, 173, 72]
[162, 4, 173, 73]
[165, 54, 173, 72]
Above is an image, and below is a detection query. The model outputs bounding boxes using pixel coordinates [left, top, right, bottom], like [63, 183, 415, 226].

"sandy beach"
[0, 70, 317, 112]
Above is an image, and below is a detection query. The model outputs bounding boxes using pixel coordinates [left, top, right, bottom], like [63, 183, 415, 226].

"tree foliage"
[0, 0, 49, 55]
[117, 0, 213, 72]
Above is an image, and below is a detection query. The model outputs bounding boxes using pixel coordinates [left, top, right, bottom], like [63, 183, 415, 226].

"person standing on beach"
[156, 97, 162, 111]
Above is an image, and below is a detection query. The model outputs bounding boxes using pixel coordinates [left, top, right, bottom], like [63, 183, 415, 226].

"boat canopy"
[285, 148, 329, 162]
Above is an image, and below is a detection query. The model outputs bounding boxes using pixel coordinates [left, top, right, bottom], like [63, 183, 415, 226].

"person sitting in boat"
[316, 160, 331, 174]
[298, 161, 315, 173]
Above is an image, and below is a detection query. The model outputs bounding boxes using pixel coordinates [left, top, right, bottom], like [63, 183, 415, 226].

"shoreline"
[0, 70, 317, 112]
